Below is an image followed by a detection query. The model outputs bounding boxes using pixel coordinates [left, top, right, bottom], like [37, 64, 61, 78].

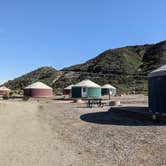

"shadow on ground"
[80, 107, 166, 126]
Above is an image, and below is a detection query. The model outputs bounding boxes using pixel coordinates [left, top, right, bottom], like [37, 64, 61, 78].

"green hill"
[3, 41, 166, 94]
[4, 67, 62, 92]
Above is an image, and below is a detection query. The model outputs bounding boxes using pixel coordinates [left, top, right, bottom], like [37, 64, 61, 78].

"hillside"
[63, 44, 151, 74]
[3, 40, 166, 94]
[4, 67, 62, 92]
[61, 41, 166, 93]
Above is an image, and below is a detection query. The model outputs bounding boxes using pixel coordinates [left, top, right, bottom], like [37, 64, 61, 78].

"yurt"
[0, 86, 11, 95]
[72, 79, 101, 98]
[148, 65, 166, 114]
[24, 82, 53, 98]
[63, 84, 73, 95]
[102, 84, 116, 96]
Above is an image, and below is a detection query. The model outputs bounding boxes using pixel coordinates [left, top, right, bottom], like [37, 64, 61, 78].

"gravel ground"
[0, 96, 166, 166]
[0, 101, 95, 166]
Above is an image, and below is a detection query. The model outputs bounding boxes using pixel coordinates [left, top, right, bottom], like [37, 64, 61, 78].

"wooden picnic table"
[87, 98, 104, 108]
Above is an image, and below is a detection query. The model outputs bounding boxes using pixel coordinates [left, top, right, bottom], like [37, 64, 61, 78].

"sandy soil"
[0, 101, 94, 166]
[0, 96, 165, 166]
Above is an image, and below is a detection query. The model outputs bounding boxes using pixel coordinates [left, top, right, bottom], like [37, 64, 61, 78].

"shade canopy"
[73, 79, 100, 88]
[148, 65, 166, 77]
[25, 82, 52, 89]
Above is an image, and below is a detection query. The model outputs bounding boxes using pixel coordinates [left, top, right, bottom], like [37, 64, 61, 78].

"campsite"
[0, 56, 166, 166]
[0, 70, 166, 165]
[1, 1, 166, 165]
[1, 52, 166, 166]
[0, 94, 165, 166]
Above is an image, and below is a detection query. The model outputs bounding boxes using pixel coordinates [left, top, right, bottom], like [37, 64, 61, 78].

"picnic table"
[87, 98, 105, 108]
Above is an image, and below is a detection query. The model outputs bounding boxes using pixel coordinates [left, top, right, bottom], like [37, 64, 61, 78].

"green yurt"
[102, 84, 116, 95]
[72, 79, 101, 98]
[148, 65, 166, 115]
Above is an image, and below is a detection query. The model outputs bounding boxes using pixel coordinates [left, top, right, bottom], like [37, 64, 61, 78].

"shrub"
[2, 94, 9, 100]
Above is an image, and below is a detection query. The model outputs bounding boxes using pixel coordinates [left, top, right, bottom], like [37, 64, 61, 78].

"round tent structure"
[148, 65, 166, 114]
[63, 84, 73, 95]
[72, 79, 101, 98]
[24, 82, 53, 98]
[101, 84, 116, 96]
[0, 86, 11, 95]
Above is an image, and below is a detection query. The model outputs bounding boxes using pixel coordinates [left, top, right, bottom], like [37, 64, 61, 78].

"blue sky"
[0, 0, 166, 82]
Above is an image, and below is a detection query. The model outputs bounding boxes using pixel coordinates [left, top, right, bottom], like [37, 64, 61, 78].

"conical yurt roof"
[0, 86, 11, 91]
[73, 79, 100, 88]
[25, 82, 52, 89]
[148, 65, 166, 77]
[64, 84, 74, 90]
[102, 84, 116, 89]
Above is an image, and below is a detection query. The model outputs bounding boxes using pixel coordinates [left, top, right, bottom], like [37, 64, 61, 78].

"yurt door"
[82, 87, 87, 97]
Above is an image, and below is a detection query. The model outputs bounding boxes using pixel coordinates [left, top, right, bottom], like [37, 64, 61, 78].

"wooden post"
[109, 93, 111, 100]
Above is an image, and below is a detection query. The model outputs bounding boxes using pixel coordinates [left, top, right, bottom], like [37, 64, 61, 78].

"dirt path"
[0, 99, 166, 166]
[0, 101, 94, 166]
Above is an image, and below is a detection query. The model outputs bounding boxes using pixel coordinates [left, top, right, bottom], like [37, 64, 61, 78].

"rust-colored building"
[24, 82, 53, 98]
[63, 84, 73, 95]
[0, 86, 11, 95]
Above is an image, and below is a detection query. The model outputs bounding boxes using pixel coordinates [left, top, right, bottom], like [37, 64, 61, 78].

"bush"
[23, 96, 29, 101]
[2, 94, 9, 100]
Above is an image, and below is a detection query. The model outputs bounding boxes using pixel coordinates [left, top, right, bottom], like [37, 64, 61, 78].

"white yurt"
[102, 84, 116, 95]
